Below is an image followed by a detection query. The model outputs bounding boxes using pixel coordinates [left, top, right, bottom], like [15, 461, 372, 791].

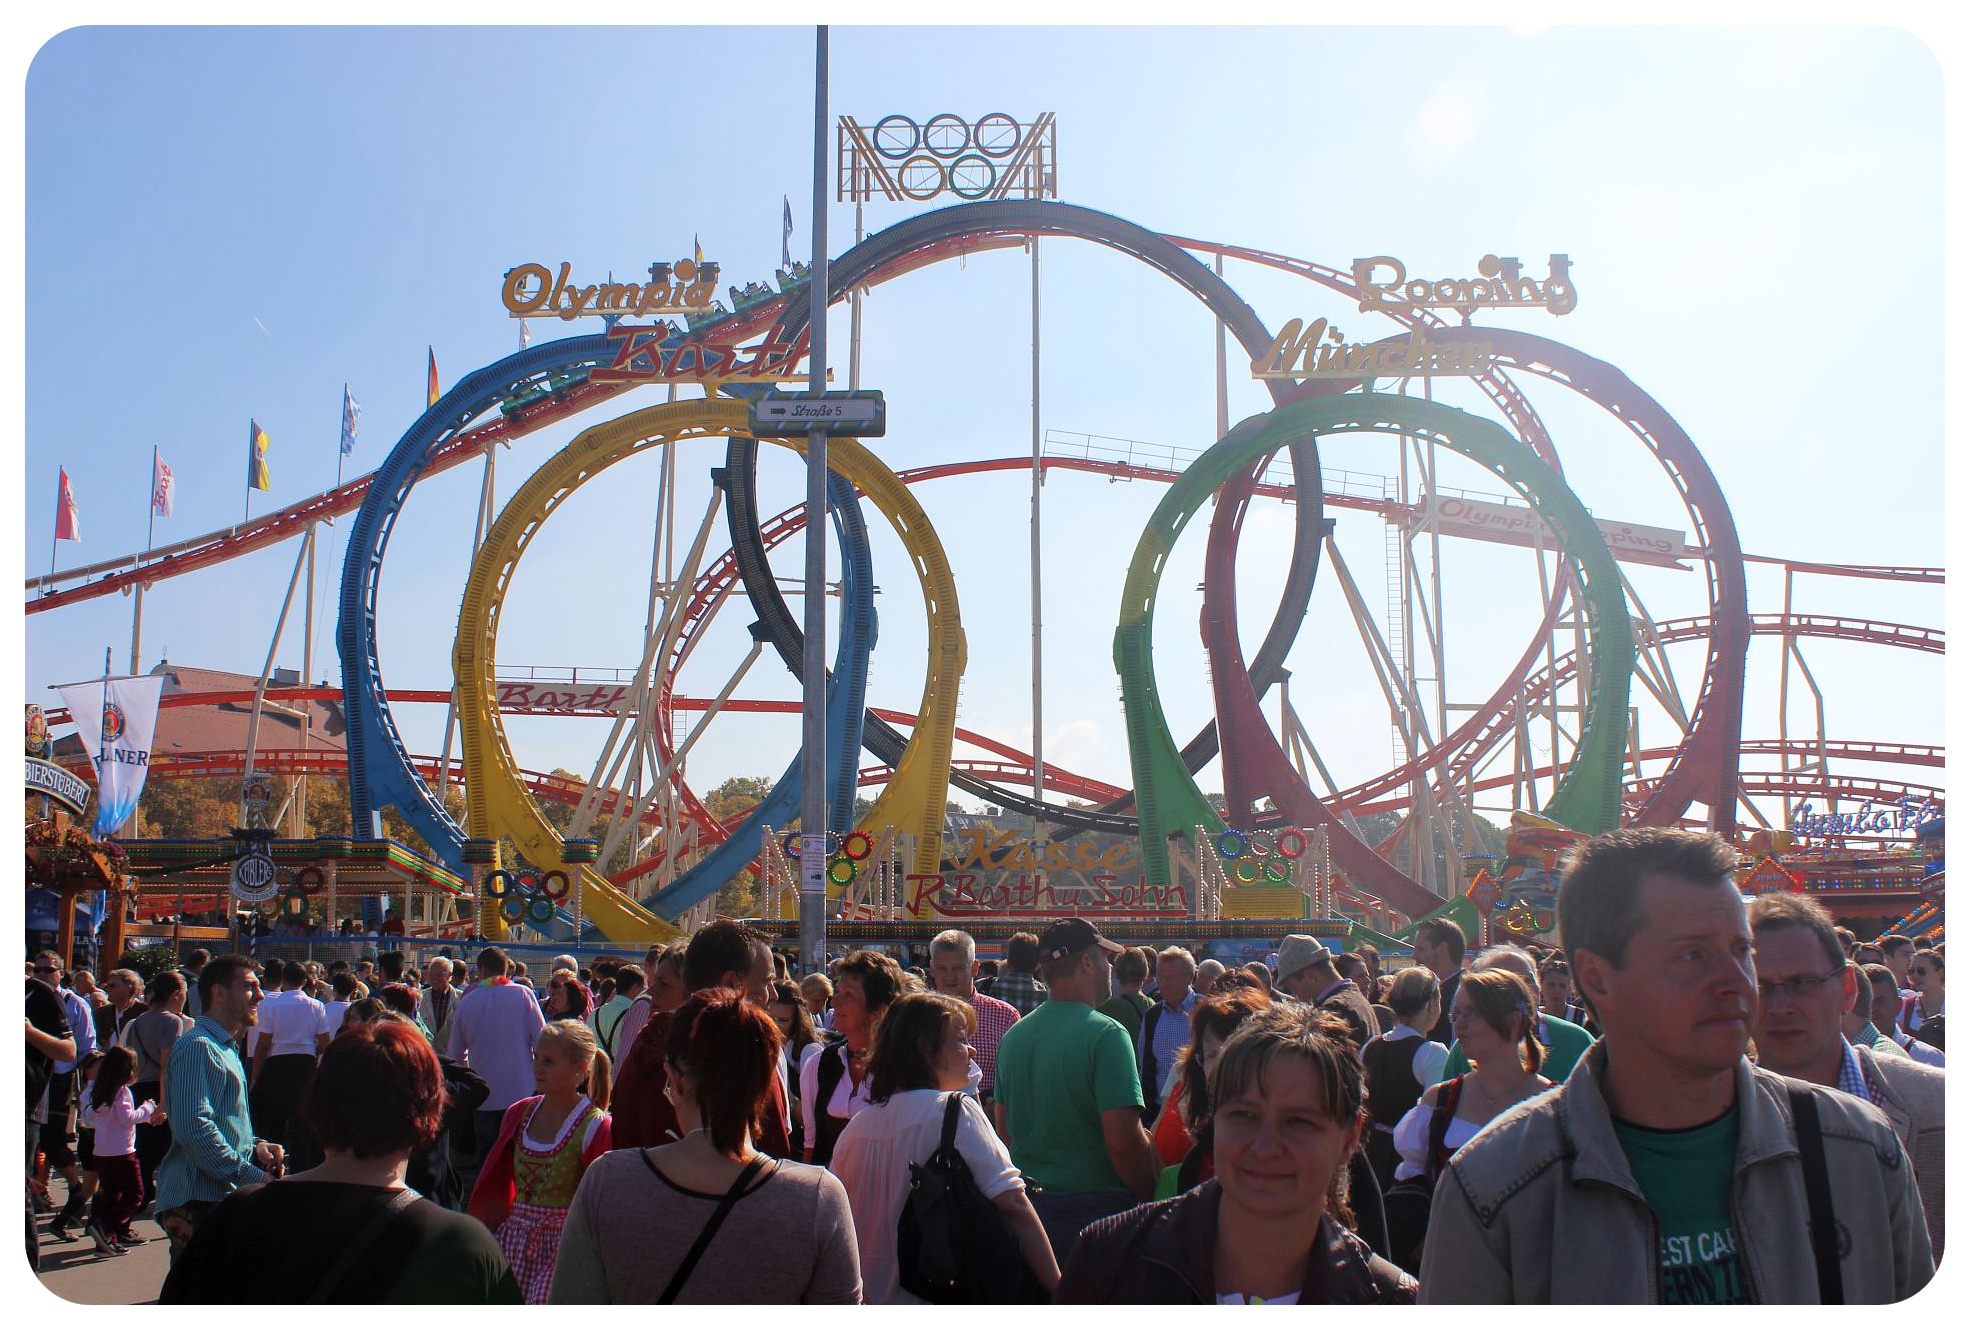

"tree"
[702, 775, 773, 916]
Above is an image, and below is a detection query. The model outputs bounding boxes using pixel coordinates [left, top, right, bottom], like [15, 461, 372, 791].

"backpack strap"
[1138, 1002, 1165, 1108]
[1426, 1075, 1465, 1182]
[1788, 1087, 1844, 1305]
[308, 1188, 418, 1303]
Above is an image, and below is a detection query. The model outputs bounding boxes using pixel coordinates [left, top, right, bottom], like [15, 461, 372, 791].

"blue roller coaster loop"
[334, 333, 876, 923]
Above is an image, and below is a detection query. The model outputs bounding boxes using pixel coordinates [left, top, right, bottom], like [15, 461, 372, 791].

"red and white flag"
[54, 467, 81, 541]
[151, 453, 176, 518]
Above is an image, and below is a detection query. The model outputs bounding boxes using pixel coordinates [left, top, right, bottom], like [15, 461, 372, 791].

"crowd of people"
[22, 826, 1945, 1303]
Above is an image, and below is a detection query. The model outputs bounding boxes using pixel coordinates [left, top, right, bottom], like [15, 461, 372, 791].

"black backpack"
[1381, 1075, 1464, 1276]
[896, 1093, 1045, 1304]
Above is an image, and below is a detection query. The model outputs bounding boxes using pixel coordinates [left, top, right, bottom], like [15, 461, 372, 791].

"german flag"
[247, 419, 272, 491]
[427, 346, 441, 408]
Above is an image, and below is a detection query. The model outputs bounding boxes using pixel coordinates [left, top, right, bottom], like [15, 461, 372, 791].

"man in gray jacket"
[1419, 828, 1932, 1303]
[1748, 892, 1944, 1258]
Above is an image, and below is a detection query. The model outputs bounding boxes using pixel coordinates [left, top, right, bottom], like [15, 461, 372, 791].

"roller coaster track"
[726, 200, 1333, 854]
[34, 200, 1936, 934]
[1163, 235, 1753, 841]
[1326, 613, 1943, 815]
[1344, 743, 1943, 818]
[1115, 393, 1634, 918]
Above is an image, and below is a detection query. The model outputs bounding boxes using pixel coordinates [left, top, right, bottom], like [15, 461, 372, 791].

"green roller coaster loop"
[1115, 392, 1636, 888]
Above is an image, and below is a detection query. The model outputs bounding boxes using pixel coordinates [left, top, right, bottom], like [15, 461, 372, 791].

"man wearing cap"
[1276, 934, 1378, 1049]
[994, 918, 1159, 1262]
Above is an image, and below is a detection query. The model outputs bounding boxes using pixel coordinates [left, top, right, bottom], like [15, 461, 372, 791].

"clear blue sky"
[13, 19, 1952, 837]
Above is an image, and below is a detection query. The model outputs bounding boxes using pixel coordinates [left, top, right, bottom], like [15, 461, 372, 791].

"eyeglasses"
[1908, 967, 1932, 979]
[1756, 968, 1846, 1003]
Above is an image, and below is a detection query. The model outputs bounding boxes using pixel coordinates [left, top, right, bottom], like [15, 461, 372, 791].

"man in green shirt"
[995, 917, 1157, 1262]
[1419, 828, 1932, 1303]
[1436, 943, 1595, 1084]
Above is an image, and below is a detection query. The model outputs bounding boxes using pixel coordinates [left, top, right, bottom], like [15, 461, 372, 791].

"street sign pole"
[799, 25, 831, 976]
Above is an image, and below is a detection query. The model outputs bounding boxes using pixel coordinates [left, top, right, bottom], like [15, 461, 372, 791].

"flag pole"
[132, 448, 157, 673]
[48, 471, 61, 580]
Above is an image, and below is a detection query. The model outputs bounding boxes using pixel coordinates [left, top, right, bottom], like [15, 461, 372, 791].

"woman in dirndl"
[467, 1020, 612, 1303]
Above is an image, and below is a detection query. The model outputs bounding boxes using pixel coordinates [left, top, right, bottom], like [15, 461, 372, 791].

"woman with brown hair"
[766, 979, 822, 1155]
[1392, 968, 1549, 1186]
[1058, 1006, 1414, 1303]
[829, 992, 1057, 1302]
[549, 991, 860, 1303]
[160, 1020, 520, 1303]
[800, 949, 906, 1166]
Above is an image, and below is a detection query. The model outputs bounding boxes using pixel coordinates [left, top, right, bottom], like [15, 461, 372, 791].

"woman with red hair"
[160, 1017, 520, 1303]
[549, 991, 861, 1303]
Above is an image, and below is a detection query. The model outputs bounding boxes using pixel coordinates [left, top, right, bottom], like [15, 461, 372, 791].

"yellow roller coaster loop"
[452, 398, 965, 941]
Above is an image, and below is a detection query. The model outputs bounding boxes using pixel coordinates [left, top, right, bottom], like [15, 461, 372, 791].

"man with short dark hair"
[609, 921, 790, 1153]
[1097, 946, 1155, 1050]
[447, 946, 546, 1165]
[1749, 892, 1944, 1257]
[30, 951, 95, 1238]
[25, 963, 75, 1273]
[179, 948, 210, 1019]
[155, 956, 284, 1264]
[1338, 950, 1395, 1034]
[994, 918, 1156, 1260]
[983, 931, 1049, 1016]
[1276, 935, 1377, 1050]
[1137, 947, 1197, 1119]
[248, 959, 331, 1166]
[928, 929, 1020, 1105]
[1411, 918, 1467, 1044]
[1419, 828, 1933, 1302]
[1863, 962, 1945, 1068]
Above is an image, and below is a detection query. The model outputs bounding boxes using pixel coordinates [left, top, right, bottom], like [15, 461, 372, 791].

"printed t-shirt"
[993, 1000, 1142, 1195]
[1611, 1105, 1752, 1304]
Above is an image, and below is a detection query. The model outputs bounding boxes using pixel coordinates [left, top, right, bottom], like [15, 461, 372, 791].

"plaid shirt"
[966, 990, 1022, 1098]
[983, 971, 1048, 1018]
[1837, 1039, 1888, 1110]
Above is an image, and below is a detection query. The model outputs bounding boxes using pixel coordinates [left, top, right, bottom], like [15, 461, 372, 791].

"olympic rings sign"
[868, 113, 1019, 201]
[780, 829, 877, 887]
[482, 868, 571, 929]
[1212, 827, 1304, 888]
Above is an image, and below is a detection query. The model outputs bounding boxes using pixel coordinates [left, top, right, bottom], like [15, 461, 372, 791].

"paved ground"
[29, 1183, 169, 1306]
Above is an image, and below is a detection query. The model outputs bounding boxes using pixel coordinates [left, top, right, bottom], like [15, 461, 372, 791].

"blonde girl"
[467, 1020, 613, 1303]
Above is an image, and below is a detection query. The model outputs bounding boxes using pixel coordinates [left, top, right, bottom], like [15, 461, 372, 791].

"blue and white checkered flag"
[339, 383, 361, 456]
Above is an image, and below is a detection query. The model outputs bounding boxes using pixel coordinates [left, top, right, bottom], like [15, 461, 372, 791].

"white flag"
[151, 454, 175, 518]
[55, 674, 166, 836]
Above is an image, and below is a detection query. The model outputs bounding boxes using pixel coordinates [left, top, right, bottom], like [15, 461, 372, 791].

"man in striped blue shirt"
[155, 956, 285, 1264]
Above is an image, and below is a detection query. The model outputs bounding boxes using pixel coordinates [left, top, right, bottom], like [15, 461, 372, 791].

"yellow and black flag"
[247, 418, 272, 491]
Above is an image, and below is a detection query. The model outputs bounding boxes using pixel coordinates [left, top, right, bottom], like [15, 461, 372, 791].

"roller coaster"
[29, 199, 1944, 944]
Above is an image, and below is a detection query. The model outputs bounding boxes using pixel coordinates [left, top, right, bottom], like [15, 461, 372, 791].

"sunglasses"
[32, 966, 59, 975]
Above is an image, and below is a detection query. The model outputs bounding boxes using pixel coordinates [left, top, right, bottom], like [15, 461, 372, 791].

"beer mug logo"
[100, 700, 126, 746]
[25, 705, 48, 758]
